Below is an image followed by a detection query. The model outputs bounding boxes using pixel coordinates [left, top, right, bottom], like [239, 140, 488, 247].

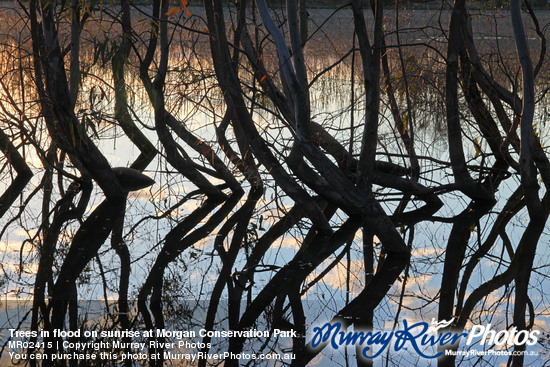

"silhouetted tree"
[0, 0, 548, 366]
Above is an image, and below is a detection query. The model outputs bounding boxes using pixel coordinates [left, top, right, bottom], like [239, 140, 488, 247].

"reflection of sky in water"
[0, 4, 549, 365]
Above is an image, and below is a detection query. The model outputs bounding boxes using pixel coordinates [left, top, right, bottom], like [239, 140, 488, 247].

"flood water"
[0, 3, 549, 366]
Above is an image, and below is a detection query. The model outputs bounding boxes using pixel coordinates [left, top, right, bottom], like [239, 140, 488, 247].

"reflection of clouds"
[3, 262, 39, 275]
[11, 228, 30, 238]
[149, 183, 192, 201]
[189, 268, 218, 290]
[404, 274, 437, 295]
[353, 230, 380, 244]
[465, 291, 511, 323]
[308, 354, 324, 366]
[181, 199, 206, 214]
[533, 317, 548, 331]
[2, 287, 33, 301]
[191, 237, 212, 250]
[135, 183, 206, 216]
[484, 292, 509, 307]
[253, 201, 294, 227]
[406, 274, 433, 285]
[24, 154, 44, 169]
[411, 246, 442, 258]
[0, 240, 33, 255]
[312, 259, 365, 295]
[279, 236, 301, 249]
[385, 273, 439, 314]
[127, 189, 152, 201]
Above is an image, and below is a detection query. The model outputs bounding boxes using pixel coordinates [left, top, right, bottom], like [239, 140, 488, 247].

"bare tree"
[0, 0, 548, 366]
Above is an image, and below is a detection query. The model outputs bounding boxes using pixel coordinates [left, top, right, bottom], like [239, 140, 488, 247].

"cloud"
[411, 246, 442, 258]
[0, 240, 34, 255]
[312, 259, 366, 294]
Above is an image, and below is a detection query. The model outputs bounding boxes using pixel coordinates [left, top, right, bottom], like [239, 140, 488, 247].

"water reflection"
[0, 3, 549, 366]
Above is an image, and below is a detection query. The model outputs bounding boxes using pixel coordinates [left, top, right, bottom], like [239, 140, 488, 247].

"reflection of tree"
[0, 0, 548, 366]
